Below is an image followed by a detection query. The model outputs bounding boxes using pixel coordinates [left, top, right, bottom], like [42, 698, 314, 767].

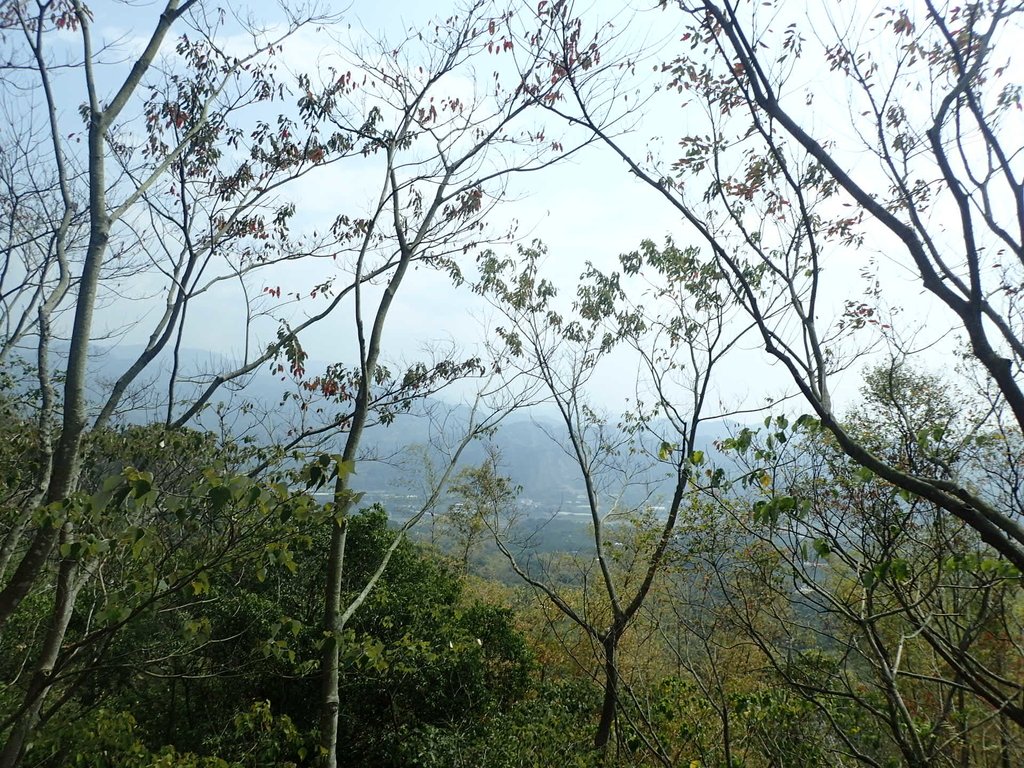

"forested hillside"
[1, 1, 1022, 766]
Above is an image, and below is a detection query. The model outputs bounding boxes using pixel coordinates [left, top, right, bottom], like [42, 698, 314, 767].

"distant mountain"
[44, 343, 748, 514]
[348, 408, 741, 514]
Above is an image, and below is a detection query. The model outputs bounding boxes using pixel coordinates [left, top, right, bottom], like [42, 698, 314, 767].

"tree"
[0, 3, 336, 761]
[0, 2, 578, 765]
[535, 0, 1024, 571]
[712, 364, 1024, 767]
[301, 6, 592, 762]
[0, 421, 328, 767]
[39, 503, 534, 768]
[444, 446, 521, 575]
[476, 237, 746, 760]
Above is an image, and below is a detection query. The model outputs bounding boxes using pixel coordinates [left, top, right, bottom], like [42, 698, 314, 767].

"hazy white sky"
[56, 0, 1009, 419]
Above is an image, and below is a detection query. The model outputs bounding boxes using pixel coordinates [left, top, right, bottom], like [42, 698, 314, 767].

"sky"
[16, 0, 1016, 424]
[86, 0, 786, 412]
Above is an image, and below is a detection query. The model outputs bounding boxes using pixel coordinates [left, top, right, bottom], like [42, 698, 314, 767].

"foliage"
[29, 702, 308, 768]
[396, 680, 603, 768]
[712, 364, 1024, 766]
[3, 2, 1023, 767]
[12, 501, 536, 768]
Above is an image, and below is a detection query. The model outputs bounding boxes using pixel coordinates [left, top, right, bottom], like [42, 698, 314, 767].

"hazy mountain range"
[72, 344, 743, 513]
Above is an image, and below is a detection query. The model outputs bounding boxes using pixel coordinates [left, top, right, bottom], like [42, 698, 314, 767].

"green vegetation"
[2, 1, 1023, 766]
[2, 364, 1020, 767]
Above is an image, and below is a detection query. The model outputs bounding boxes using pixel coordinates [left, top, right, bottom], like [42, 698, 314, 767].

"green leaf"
[794, 413, 819, 431]
[208, 484, 232, 512]
[335, 458, 356, 481]
[130, 473, 153, 499]
[854, 466, 875, 483]
[888, 558, 910, 581]
[191, 571, 210, 596]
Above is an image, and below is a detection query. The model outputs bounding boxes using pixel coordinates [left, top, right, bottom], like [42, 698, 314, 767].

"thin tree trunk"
[317, 512, 349, 768]
[460, 533, 473, 574]
[595, 632, 619, 752]
[0, 552, 81, 768]
[958, 687, 969, 768]
[721, 697, 732, 768]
